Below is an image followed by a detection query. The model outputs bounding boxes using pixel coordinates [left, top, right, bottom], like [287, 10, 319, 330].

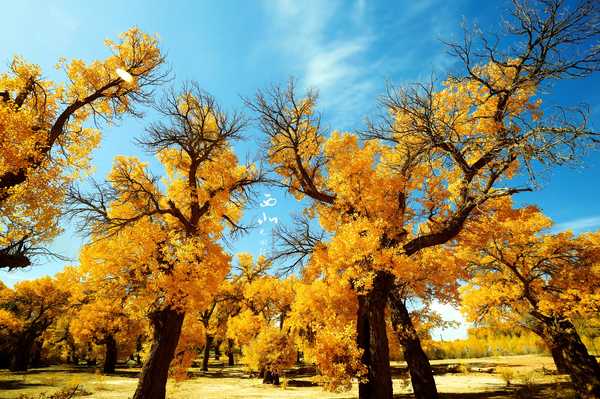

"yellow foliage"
[0, 27, 164, 267]
[242, 327, 296, 376]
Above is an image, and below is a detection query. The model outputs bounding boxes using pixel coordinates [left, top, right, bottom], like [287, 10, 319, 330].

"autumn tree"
[210, 281, 246, 367]
[250, 1, 599, 397]
[226, 253, 296, 385]
[68, 268, 144, 375]
[249, 1, 600, 398]
[68, 83, 262, 399]
[460, 201, 600, 398]
[198, 300, 218, 372]
[212, 298, 238, 366]
[0, 277, 69, 371]
[0, 28, 166, 270]
[388, 247, 463, 395]
[287, 258, 367, 391]
[41, 312, 85, 366]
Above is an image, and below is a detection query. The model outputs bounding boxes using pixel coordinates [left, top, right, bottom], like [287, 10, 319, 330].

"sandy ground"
[0, 355, 576, 399]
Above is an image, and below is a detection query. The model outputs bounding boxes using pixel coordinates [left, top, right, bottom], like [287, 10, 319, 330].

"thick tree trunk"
[103, 335, 118, 374]
[546, 340, 569, 374]
[30, 341, 42, 368]
[10, 335, 34, 371]
[543, 317, 600, 399]
[202, 334, 213, 371]
[0, 351, 10, 369]
[226, 338, 234, 366]
[357, 271, 394, 399]
[390, 295, 438, 399]
[132, 308, 185, 399]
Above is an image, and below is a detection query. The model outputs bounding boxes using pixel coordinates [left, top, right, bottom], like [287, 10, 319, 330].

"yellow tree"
[69, 83, 262, 399]
[459, 201, 600, 398]
[249, 1, 599, 397]
[287, 255, 366, 392]
[0, 276, 69, 371]
[65, 264, 144, 374]
[0, 27, 166, 269]
[225, 253, 296, 385]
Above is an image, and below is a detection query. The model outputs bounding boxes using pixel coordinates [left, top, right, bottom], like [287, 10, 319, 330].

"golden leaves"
[458, 199, 600, 326]
[0, 27, 164, 268]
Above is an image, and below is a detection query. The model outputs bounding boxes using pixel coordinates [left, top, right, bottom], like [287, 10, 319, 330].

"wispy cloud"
[262, 0, 374, 128]
[262, 0, 462, 130]
[553, 216, 600, 233]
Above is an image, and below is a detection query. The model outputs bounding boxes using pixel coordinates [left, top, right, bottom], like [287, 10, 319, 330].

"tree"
[0, 277, 69, 371]
[287, 265, 367, 392]
[199, 300, 218, 372]
[225, 253, 296, 385]
[388, 248, 463, 399]
[250, 1, 600, 397]
[0, 28, 166, 270]
[69, 298, 142, 374]
[69, 83, 262, 399]
[459, 200, 600, 398]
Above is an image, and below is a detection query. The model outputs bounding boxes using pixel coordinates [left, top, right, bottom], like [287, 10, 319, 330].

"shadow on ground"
[0, 379, 46, 391]
[393, 381, 574, 399]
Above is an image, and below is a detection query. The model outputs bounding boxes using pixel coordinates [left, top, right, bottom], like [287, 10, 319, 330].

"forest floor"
[0, 354, 578, 399]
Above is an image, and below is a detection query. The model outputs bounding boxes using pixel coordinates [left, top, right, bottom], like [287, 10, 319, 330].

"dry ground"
[0, 354, 577, 399]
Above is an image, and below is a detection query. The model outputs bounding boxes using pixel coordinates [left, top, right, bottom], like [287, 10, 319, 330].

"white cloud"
[305, 39, 368, 90]
[553, 216, 600, 233]
[262, 0, 377, 128]
[262, 0, 462, 129]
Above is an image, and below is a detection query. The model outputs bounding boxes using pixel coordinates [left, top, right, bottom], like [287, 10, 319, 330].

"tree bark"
[226, 338, 234, 366]
[546, 339, 569, 374]
[103, 335, 118, 374]
[30, 340, 42, 368]
[0, 350, 10, 369]
[262, 370, 280, 385]
[542, 317, 600, 399]
[357, 271, 394, 399]
[390, 295, 438, 399]
[10, 335, 34, 371]
[202, 334, 213, 371]
[132, 308, 185, 399]
[135, 335, 143, 367]
[214, 340, 221, 360]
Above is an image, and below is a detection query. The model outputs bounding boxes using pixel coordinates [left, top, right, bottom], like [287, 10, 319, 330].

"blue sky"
[1, 0, 599, 339]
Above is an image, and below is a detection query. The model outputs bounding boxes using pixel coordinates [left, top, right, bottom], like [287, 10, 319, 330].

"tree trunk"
[69, 353, 79, 366]
[30, 340, 42, 368]
[0, 351, 10, 369]
[357, 271, 394, 399]
[214, 340, 221, 360]
[10, 335, 34, 371]
[543, 317, 600, 399]
[103, 335, 118, 374]
[263, 370, 280, 385]
[202, 334, 213, 371]
[226, 338, 234, 366]
[546, 340, 569, 374]
[132, 308, 185, 399]
[135, 335, 143, 367]
[67, 337, 79, 365]
[390, 295, 438, 399]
